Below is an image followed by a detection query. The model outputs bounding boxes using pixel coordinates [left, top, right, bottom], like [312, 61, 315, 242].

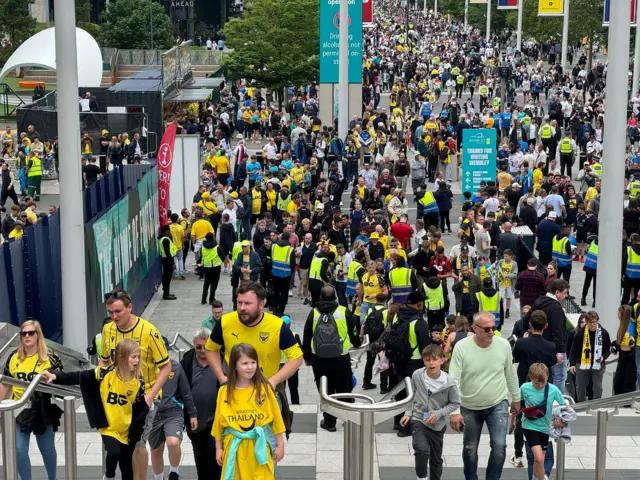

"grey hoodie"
[404, 367, 461, 431]
[157, 359, 197, 418]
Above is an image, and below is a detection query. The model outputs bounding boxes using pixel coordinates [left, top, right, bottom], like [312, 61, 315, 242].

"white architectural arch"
[0, 27, 102, 87]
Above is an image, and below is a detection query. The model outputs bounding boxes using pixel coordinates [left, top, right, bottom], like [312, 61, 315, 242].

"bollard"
[1, 406, 17, 480]
[343, 420, 353, 480]
[64, 396, 78, 480]
[555, 440, 566, 480]
[594, 409, 609, 480]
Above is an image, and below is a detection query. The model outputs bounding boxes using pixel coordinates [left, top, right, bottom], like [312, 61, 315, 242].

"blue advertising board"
[319, 0, 363, 84]
[461, 129, 497, 194]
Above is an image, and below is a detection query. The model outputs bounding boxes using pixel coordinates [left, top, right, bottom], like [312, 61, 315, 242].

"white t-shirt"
[79, 98, 90, 112]
[423, 370, 447, 394]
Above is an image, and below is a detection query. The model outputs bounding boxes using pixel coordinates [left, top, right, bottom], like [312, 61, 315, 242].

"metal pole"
[555, 440, 566, 480]
[596, 0, 629, 328]
[1, 406, 17, 480]
[516, 0, 523, 52]
[64, 396, 78, 480]
[594, 409, 608, 480]
[347, 416, 362, 480]
[464, 0, 469, 29]
[54, 0, 88, 353]
[44, 0, 50, 28]
[178, 348, 186, 361]
[560, 0, 570, 70]
[343, 421, 353, 480]
[360, 411, 375, 480]
[423, 0, 426, 13]
[435, 0, 438, 16]
[150, 0, 154, 49]
[338, 0, 349, 141]
[634, 1, 640, 96]
[486, 0, 491, 43]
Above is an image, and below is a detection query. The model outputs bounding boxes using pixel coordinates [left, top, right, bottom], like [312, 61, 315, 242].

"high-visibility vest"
[271, 244, 293, 277]
[627, 246, 640, 279]
[346, 261, 364, 297]
[309, 257, 328, 283]
[592, 163, 602, 177]
[560, 138, 573, 154]
[629, 182, 640, 199]
[456, 74, 465, 85]
[159, 237, 178, 258]
[365, 304, 389, 328]
[522, 115, 531, 126]
[201, 245, 223, 267]
[28, 156, 41, 177]
[479, 85, 488, 96]
[389, 267, 412, 304]
[420, 191, 438, 214]
[409, 320, 421, 360]
[476, 291, 501, 325]
[277, 194, 292, 212]
[492, 97, 500, 108]
[311, 306, 350, 355]
[231, 241, 243, 263]
[452, 66, 460, 76]
[540, 124, 552, 139]
[552, 236, 571, 267]
[584, 241, 598, 270]
[423, 283, 445, 311]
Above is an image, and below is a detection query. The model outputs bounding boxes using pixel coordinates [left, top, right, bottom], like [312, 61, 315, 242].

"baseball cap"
[406, 291, 425, 305]
[282, 315, 291, 325]
[101, 129, 109, 135]
[241, 240, 251, 246]
[230, 191, 238, 199]
[370, 232, 379, 239]
[461, 245, 469, 253]
[548, 211, 558, 219]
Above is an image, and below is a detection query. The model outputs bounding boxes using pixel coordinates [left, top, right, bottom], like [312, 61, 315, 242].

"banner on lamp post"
[157, 123, 177, 227]
[497, 0, 519, 9]
[363, 0, 373, 23]
[603, 0, 636, 26]
[538, 0, 563, 15]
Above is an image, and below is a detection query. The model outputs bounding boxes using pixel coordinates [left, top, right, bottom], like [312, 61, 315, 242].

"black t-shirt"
[512, 334, 557, 385]
[83, 164, 101, 186]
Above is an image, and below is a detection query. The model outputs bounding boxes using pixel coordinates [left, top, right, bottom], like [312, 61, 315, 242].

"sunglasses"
[108, 290, 131, 302]
[20, 330, 37, 337]
[478, 325, 497, 333]
[194, 345, 205, 351]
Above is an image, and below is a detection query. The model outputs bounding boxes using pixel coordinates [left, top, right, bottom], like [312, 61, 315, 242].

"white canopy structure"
[0, 27, 102, 87]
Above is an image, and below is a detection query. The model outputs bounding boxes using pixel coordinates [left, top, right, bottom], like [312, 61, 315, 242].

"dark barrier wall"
[0, 213, 63, 342]
[84, 168, 161, 342]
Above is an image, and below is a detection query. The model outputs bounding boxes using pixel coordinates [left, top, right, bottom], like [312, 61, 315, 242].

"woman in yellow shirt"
[359, 261, 388, 323]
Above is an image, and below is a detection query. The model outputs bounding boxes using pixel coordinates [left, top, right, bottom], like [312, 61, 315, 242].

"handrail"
[0, 333, 19, 358]
[320, 376, 414, 412]
[0, 375, 42, 411]
[0, 374, 82, 398]
[571, 390, 640, 412]
[170, 333, 193, 350]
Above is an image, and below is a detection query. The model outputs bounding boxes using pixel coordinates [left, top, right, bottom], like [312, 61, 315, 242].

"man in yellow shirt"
[169, 212, 185, 278]
[213, 153, 230, 186]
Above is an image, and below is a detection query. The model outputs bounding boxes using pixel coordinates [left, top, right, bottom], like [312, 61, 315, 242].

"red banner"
[157, 123, 177, 227]
[363, 0, 373, 23]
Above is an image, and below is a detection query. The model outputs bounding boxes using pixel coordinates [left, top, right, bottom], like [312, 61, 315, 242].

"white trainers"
[510, 455, 524, 468]
[289, 289, 294, 297]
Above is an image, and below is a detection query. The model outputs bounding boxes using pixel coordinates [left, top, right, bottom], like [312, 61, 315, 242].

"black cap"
[406, 291, 424, 305]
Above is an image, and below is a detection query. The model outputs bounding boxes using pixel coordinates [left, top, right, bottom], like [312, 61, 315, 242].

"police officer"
[476, 278, 504, 331]
[581, 234, 598, 308]
[629, 174, 640, 198]
[302, 285, 361, 432]
[387, 255, 418, 321]
[455, 71, 465, 98]
[271, 231, 296, 316]
[158, 224, 178, 300]
[623, 234, 640, 304]
[388, 291, 431, 438]
[559, 133, 576, 177]
[423, 267, 449, 330]
[419, 188, 439, 230]
[539, 117, 555, 156]
[479, 83, 489, 110]
[309, 251, 335, 306]
[346, 250, 367, 305]
[552, 225, 573, 282]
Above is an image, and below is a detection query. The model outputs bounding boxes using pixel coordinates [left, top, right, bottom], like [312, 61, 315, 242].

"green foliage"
[99, 0, 174, 49]
[75, 0, 101, 40]
[0, 0, 37, 47]
[438, 0, 508, 34]
[222, 0, 319, 90]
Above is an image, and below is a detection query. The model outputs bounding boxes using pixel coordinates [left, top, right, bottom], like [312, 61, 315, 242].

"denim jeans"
[360, 301, 375, 324]
[551, 355, 568, 394]
[444, 162, 452, 182]
[525, 441, 554, 480]
[16, 423, 57, 480]
[461, 399, 509, 480]
[173, 249, 184, 275]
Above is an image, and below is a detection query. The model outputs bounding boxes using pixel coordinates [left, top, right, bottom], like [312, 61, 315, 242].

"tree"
[99, 0, 174, 50]
[0, 0, 37, 47]
[75, 0, 102, 40]
[439, 0, 508, 35]
[222, 0, 319, 105]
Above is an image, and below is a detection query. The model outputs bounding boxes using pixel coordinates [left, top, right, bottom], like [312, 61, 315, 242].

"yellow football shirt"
[97, 366, 144, 445]
[4, 351, 63, 400]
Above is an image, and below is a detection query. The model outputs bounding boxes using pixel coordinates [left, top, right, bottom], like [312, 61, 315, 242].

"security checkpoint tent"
[0, 27, 103, 88]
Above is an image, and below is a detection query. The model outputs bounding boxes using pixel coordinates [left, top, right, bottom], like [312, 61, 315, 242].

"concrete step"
[24, 69, 56, 77]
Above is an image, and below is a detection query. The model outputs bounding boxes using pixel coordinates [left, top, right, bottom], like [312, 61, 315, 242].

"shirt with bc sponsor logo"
[100, 317, 169, 396]
[205, 312, 302, 380]
[4, 350, 63, 400]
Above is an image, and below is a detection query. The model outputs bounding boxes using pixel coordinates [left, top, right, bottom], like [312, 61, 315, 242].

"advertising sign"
[538, 0, 563, 15]
[603, 0, 636, 25]
[497, 0, 519, 9]
[462, 129, 497, 194]
[319, 0, 363, 84]
[363, 0, 373, 23]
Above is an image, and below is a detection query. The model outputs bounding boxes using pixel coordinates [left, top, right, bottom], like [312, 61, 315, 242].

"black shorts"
[523, 428, 549, 449]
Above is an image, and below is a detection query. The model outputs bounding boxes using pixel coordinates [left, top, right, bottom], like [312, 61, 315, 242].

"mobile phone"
[423, 412, 432, 423]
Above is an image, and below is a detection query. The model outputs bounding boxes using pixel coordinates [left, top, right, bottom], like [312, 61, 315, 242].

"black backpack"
[384, 317, 417, 364]
[312, 312, 344, 359]
[363, 306, 386, 342]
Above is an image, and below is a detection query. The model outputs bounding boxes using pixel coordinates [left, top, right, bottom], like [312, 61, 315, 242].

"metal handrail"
[170, 333, 193, 350]
[0, 375, 42, 411]
[571, 390, 640, 412]
[0, 333, 19, 359]
[320, 376, 414, 412]
[0, 374, 82, 398]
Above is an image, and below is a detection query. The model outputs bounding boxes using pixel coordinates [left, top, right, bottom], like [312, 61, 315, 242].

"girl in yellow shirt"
[214, 343, 285, 480]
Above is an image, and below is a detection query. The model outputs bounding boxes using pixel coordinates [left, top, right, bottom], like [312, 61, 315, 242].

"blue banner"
[462, 129, 497, 194]
[319, 0, 363, 84]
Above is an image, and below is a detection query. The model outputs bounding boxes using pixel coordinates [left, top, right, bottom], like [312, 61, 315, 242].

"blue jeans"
[360, 301, 375, 324]
[173, 249, 184, 275]
[526, 441, 554, 480]
[16, 423, 57, 480]
[551, 355, 568, 394]
[461, 399, 509, 480]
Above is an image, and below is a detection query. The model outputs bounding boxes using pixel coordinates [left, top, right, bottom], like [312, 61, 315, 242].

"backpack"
[384, 318, 417, 364]
[439, 145, 449, 160]
[363, 307, 386, 342]
[234, 198, 245, 218]
[312, 312, 344, 359]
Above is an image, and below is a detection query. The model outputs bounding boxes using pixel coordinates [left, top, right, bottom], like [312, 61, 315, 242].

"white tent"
[0, 27, 102, 87]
